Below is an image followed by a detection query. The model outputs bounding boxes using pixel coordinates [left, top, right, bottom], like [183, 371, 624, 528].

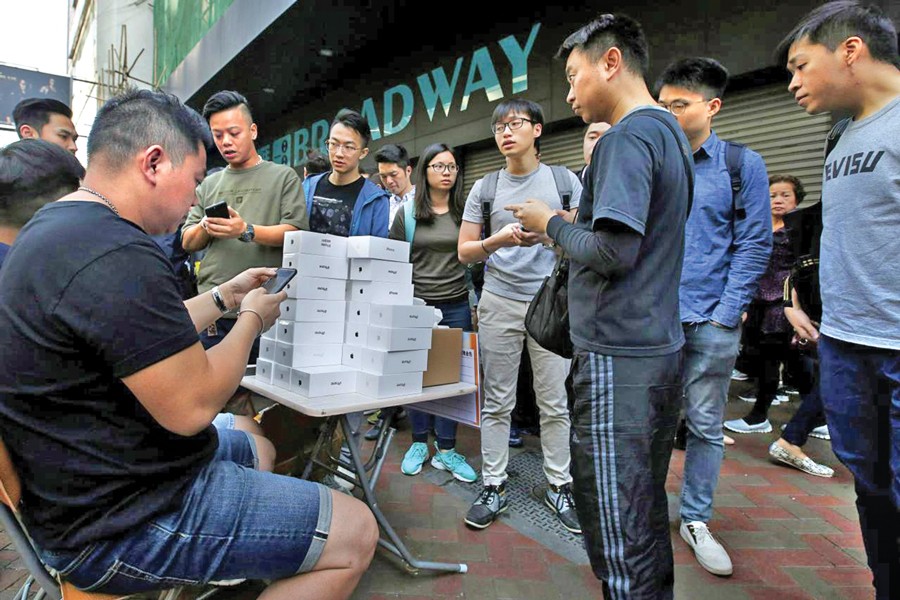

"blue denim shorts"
[40, 429, 333, 594]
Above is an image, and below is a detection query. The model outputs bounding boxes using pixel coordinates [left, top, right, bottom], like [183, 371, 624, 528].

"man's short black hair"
[374, 144, 410, 168]
[655, 57, 730, 100]
[491, 98, 545, 152]
[201, 90, 253, 122]
[0, 139, 84, 229]
[12, 98, 73, 138]
[88, 88, 212, 170]
[556, 13, 650, 78]
[776, 1, 899, 67]
[332, 108, 372, 148]
[305, 149, 330, 175]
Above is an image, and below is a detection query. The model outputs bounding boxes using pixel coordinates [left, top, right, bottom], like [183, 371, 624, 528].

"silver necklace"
[78, 186, 120, 217]
[227, 155, 264, 170]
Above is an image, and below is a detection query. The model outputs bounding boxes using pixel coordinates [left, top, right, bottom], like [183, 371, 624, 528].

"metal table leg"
[339, 415, 467, 574]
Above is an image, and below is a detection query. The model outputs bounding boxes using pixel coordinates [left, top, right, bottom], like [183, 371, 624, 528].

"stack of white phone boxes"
[343, 236, 432, 399]
[256, 231, 356, 397]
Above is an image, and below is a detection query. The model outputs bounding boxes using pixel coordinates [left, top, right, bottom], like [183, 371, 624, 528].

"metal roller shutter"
[461, 83, 830, 202]
[715, 84, 831, 204]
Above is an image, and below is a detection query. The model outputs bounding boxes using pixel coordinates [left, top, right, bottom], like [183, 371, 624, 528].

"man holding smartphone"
[182, 90, 308, 362]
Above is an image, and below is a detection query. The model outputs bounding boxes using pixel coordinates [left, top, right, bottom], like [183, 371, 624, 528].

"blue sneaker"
[401, 442, 429, 476]
[509, 427, 524, 448]
[430, 443, 477, 482]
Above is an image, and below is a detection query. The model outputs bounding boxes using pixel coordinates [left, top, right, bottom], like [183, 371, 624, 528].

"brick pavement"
[0, 384, 874, 600]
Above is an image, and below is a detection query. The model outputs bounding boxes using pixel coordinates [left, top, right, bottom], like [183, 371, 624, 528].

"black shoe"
[464, 483, 508, 529]
[546, 483, 582, 534]
[673, 418, 688, 451]
[364, 421, 381, 441]
[509, 427, 524, 448]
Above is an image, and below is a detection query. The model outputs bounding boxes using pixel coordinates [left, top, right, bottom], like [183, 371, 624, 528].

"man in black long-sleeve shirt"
[509, 13, 692, 599]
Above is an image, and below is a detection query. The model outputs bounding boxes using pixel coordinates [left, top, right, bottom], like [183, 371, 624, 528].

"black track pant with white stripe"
[566, 348, 683, 600]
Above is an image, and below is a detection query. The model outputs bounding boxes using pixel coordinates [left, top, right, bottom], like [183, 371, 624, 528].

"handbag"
[525, 249, 573, 358]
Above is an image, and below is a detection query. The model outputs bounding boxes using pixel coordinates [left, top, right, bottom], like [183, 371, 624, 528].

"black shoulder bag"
[525, 109, 695, 359]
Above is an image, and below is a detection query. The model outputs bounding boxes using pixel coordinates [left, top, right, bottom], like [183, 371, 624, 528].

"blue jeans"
[201, 316, 260, 364]
[409, 299, 472, 450]
[820, 335, 900, 599]
[40, 430, 332, 595]
[781, 354, 826, 447]
[680, 322, 741, 523]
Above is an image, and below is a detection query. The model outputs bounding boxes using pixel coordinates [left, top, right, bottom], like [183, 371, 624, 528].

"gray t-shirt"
[462, 163, 582, 301]
[390, 209, 468, 303]
[820, 95, 900, 350]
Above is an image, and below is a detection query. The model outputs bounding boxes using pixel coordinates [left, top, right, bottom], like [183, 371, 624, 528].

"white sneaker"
[731, 369, 749, 381]
[723, 418, 773, 433]
[680, 521, 733, 576]
[737, 393, 788, 405]
[809, 425, 831, 440]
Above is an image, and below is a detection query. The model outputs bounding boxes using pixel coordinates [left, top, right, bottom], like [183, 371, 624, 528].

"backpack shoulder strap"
[724, 141, 746, 217]
[548, 165, 574, 211]
[825, 118, 851, 159]
[478, 171, 500, 239]
[403, 199, 416, 244]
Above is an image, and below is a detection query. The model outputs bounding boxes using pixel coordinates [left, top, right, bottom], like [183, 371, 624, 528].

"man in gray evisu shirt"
[457, 98, 582, 533]
[778, 3, 900, 596]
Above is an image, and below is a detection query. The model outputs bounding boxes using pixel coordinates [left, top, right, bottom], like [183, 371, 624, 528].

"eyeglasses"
[657, 99, 709, 116]
[325, 140, 360, 154]
[491, 117, 534, 135]
[428, 163, 459, 173]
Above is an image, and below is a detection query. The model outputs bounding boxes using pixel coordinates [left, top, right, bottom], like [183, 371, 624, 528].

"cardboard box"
[348, 281, 414, 305]
[255, 358, 275, 384]
[366, 325, 432, 352]
[359, 348, 429, 375]
[350, 258, 413, 283]
[347, 236, 410, 262]
[272, 363, 292, 390]
[259, 337, 277, 362]
[422, 328, 463, 387]
[284, 276, 347, 301]
[261, 324, 277, 341]
[280, 299, 346, 323]
[369, 304, 436, 329]
[358, 371, 423, 399]
[283, 230, 348, 257]
[290, 366, 357, 397]
[282, 253, 349, 280]
[290, 344, 343, 368]
[341, 345, 362, 368]
[344, 322, 368, 346]
[276, 320, 344, 345]
[347, 301, 370, 324]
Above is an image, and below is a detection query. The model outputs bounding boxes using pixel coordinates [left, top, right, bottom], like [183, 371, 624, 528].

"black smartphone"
[205, 200, 229, 219]
[262, 268, 297, 294]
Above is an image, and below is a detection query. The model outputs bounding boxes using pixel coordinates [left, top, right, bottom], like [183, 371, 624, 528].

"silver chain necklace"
[78, 186, 120, 217]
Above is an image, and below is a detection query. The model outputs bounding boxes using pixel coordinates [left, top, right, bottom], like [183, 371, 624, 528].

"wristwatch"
[239, 223, 255, 243]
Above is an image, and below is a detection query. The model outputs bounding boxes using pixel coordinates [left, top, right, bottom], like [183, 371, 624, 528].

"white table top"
[241, 376, 477, 417]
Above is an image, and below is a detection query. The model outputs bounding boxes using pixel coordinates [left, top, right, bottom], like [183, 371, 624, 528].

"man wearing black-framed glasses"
[458, 98, 583, 534]
[657, 57, 771, 578]
[301, 109, 389, 238]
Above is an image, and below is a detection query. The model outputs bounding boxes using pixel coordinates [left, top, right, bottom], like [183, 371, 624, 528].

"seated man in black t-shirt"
[509, 14, 691, 599]
[0, 89, 377, 600]
[0, 139, 84, 267]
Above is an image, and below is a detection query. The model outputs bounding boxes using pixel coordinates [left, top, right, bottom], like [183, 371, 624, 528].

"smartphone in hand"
[205, 201, 229, 219]
[262, 268, 297, 294]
